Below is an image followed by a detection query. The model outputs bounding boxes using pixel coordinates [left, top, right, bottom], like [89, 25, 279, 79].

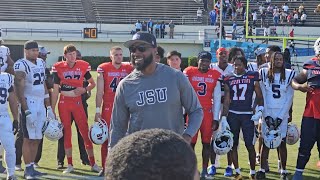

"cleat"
[57, 162, 64, 170]
[63, 164, 74, 174]
[32, 168, 46, 177]
[91, 164, 101, 173]
[224, 167, 233, 177]
[280, 173, 289, 180]
[24, 167, 35, 180]
[256, 171, 266, 179]
[7, 175, 17, 180]
[292, 171, 303, 180]
[207, 165, 216, 176]
[15, 165, 23, 171]
[98, 169, 105, 177]
[200, 169, 207, 178]
[234, 172, 243, 180]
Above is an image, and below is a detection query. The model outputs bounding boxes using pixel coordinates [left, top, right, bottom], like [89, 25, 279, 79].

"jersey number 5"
[110, 77, 123, 92]
[272, 84, 281, 99]
[232, 84, 247, 100]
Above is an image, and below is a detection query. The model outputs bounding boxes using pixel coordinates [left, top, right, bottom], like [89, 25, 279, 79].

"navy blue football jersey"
[303, 59, 320, 89]
[223, 71, 260, 112]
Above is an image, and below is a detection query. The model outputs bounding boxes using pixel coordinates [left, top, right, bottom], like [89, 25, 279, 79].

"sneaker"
[200, 169, 207, 178]
[250, 174, 256, 180]
[24, 167, 35, 180]
[57, 162, 64, 170]
[32, 167, 47, 177]
[292, 171, 303, 180]
[91, 164, 101, 173]
[98, 169, 105, 177]
[63, 164, 74, 174]
[15, 165, 23, 171]
[280, 173, 289, 180]
[7, 175, 17, 180]
[256, 171, 266, 179]
[234, 173, 243, 180]
[256, 155, 260, 165]
[224, 167, 233, 177]
[33, 163, 40, 168]
[207, 165, 216, 176]
[0, 164, 6, 173]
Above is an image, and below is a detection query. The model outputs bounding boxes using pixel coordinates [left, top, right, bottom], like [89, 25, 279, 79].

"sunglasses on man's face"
[129, 45, 152, 53]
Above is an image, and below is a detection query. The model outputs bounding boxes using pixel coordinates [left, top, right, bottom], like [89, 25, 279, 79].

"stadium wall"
[1, 21, 319, 66]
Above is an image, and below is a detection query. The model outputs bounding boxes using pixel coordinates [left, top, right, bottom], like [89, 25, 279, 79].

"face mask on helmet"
[89, 119, 109, 145]
[42, 117, 64, 141]
[286, 123, 300, 145]
[213, 130, 234, 155]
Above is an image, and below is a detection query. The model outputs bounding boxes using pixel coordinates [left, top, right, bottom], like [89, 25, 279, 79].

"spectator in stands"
[142, 21, 147, 32]
[280, 10, 287, 24]
[263, 24, 269, 44]
[267, 4, 273, 15]
[298, 4, 305, 16]
[293, 12, 299, 26]
[167, 50, 182, 70]
[283, 48, 291, 66]
[232, 21, 237, 40]
[287, 13, 293, 26]
[160, 21, 166, 39]
[147, 18, 154, 34]
[259, 4, 265, 15]
[265, 0, 271, 5]
[246, 25, 254, 43]
[168, 20, 175, 39]
[197, 7, 203, 21]
[155, 46, 165, 63]
[252, 10, 257, 28]
[261, 11, 266, 28]
[215, 24, 226, 39]
[301, 13, 307, 25]
[314, 4, 320, 14]
[209, 9, 217, 26]
[289, 28, 294, 38]
[155, 22, 160, 38]
[273, 9, 280, 26]
[203, 0, 208, 11]
[282, 3, 289, 13]
[105, 129, 199, 180]
[135, 20, 142, 32]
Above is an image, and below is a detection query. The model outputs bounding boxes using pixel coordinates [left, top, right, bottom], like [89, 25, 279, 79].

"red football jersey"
[52, 60, 91, 89]
[97, 62, 133, 104]
[183, 67, 221, 107]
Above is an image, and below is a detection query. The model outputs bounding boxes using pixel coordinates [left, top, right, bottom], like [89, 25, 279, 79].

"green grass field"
[2, 71, 319, 180]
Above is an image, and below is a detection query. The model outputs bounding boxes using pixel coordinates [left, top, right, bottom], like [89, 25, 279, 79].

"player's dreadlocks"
[268, 52, 285, 84]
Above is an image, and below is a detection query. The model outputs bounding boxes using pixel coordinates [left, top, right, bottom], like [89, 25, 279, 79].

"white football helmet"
[286, 123, 300, 145]
[89, 119, 108, 145]
[263, 129, 282, 149]
[213, 130, 234, 155]
[314, 37, 320, 55]
[42, 117, 63, 141]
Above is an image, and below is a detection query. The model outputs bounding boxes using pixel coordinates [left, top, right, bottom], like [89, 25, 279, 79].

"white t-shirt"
[252, 12, 257, 21]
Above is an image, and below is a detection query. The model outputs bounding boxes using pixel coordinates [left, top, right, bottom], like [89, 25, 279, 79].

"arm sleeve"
[213, 81, 221, 120]
[84, 71, 92, 80]
[52, 72, 60, 84]
[108, 82, 130, 148]
[177, 73, 203, 137]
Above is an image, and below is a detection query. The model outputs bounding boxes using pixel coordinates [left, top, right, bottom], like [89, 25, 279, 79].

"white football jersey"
[0, 45, 10, 72]
[247, 62, 258, 72]
[0, 72, 13, 113]
[259, 68, 295, 109]
[210, 63, 234, 75]
[14, 58, 46, 99]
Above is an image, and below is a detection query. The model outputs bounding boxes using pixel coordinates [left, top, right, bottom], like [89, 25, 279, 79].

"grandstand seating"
[0, 0, 86, 23]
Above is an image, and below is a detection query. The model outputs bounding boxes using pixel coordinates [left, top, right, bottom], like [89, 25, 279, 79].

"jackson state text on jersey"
[14, 58, 46, 98]
[183, 66, 221, 107]
[223, 71, 259, 112]
[260, 68, 295, 109]
[97, 62, 132, 104]
[0, 73, 13, 112]
[303, 59, 320, 88]
[52, 60, 91, 91]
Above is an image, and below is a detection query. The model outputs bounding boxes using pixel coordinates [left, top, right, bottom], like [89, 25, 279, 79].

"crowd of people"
[134, 19, 175, 39]
[0, 31, 320, 180]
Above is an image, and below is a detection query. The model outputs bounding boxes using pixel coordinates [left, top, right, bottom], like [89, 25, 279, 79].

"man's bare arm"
[8, 91, 18, 121]
[14, 71, 28, 111]
[292, 69, 312, 92]
[44, 82, 51, 107]
[95, 72, 104, 121]
[221, 83, 230, 117]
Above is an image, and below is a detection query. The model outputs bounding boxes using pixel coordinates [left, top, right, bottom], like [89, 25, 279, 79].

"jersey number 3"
[197, 82, 207, 96]
[232, 84, 247, 100]
[109, 77, 123, 92]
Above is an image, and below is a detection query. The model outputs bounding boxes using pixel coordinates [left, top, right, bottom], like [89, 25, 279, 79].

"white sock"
[281, 169, 287, 174]
[250, 170, 256, 175]
[25, 164, 31, 168]
[296, 168, 304, 173]
[259, 168, 265, 173]
[235, 168, 241, 174]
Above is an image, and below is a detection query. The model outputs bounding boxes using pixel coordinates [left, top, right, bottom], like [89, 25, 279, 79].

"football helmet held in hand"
[286, 123, 300, 145]
[213, 129, 233, 155]
[42, 117, 63, 141]
[89, 119, 108, 145]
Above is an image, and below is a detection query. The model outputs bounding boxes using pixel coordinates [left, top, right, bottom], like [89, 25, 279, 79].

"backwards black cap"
[24, 40, 38, 50]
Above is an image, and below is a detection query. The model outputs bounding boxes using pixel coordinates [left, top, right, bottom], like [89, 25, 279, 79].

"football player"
[51, 44, 100, 174]
[14, 41, 52, 179]
[183, 51, 221, 178]
[291, 37, 320, 180]
[222, 56, 264, 179]
[256, 52, 295, 180]
[210, 47, 235, 177]
[0, 56, 18, 180]
[0, 38, 14, 74]
[95, 46, 132, 176]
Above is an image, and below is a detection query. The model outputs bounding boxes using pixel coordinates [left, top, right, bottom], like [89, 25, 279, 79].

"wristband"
[96, 107, 100, 113]
[44, 94, 50, 99]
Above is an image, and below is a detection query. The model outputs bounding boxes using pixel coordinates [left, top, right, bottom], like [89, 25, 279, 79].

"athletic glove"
[251, 106, 264, 122]
[46, 106, 55, 119]
[12, 119, 19, 135]
[25, 110, 35, 128]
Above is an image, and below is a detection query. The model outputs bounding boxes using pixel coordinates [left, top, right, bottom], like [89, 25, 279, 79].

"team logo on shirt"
[136, 87, 168, 106]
